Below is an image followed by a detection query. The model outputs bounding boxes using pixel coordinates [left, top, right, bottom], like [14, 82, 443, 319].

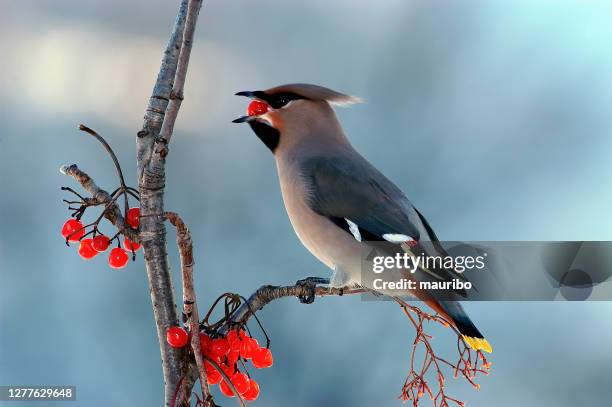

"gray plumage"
[234, 83, 492, 352]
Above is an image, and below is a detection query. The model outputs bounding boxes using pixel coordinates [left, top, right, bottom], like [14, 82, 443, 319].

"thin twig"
[59, 164, 138, 242]
[202, 356, 247, 407]
[393, 298, 490, 407]
[166, 212, 211, 406]
[78, 124, 130, 217]
[230, 281, 366, 326]
[157, 0, 203, 150]
[138, 0, 190, 178]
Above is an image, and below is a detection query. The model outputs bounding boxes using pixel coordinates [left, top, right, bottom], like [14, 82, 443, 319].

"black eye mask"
[252, 91, 306, 109]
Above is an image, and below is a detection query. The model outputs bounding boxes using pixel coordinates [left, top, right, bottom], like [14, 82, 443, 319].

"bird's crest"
[264, 83, 363, 106]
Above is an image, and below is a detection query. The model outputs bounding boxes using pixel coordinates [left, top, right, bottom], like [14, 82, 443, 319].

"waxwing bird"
[233, 83, 492, 353]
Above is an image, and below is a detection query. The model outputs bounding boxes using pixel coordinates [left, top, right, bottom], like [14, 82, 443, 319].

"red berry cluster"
[166, 326, 273, 402]
[61, 207, 141, 269]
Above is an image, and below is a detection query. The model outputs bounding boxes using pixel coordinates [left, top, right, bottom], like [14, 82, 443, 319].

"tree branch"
[231, 279, 366, 326]
[166, 211, 211, 405]
[180, 278, 364, 403]
[157, 0, 202, 149]
[135, 1, 204, 406]
[59, 164, 138, 242]
[138, 0, 189, 178]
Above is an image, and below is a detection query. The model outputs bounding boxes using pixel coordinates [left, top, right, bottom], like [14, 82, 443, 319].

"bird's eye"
[270, 96, 291, 109]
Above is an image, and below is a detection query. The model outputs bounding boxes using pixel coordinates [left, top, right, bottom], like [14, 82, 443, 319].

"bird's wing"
[300, 153, 466, 283]
[300, 154, 421, 242]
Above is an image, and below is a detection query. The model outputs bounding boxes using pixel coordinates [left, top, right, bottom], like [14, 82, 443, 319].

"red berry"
[227, 348, 240, 366]
[108, 247, 129, 269]
[221, 361, 235, 378]
[227, 329, 239, 342]
[78, 238, 98, 260]
[91, 235, 110, 252]
[247, 100, 269, 116]
[231, 372, 250, 395]
[227, 329, 241, 352]
[211, 337, 230, 357]
[240, 337, 259, 360]
[243, 379, 260, 401]
[124, 237, 141, 252]
[251, 347, 273, 369]
[166, 326, 189, 348]
[219, 380, 235, 398]
[204, 361, 222, 385]
[126, 207, 140, 229]
[62, 219, 84, 242]
[199, 332, 212, 355]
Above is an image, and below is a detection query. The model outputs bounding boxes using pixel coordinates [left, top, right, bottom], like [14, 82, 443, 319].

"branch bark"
[166, 211, 210, 405]
[60, 164, 138, 242]
[135, 1, 204, 406]
[231, 280, 366, 326]
[157, 0, 202, 148]
[137, 0, 188, 177]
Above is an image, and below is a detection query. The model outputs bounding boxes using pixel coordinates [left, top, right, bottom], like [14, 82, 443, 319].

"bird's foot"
[295, 277, 330, 304]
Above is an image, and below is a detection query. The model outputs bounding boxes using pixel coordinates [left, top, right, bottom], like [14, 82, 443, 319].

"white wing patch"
[344, 218, 362, 242]
[382, 233, 416, 244]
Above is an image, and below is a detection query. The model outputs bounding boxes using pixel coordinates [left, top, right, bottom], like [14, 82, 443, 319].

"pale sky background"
[1, 1, 612, 406]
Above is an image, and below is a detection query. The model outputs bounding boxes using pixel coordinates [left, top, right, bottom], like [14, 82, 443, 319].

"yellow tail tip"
[462, 335, 493, 353]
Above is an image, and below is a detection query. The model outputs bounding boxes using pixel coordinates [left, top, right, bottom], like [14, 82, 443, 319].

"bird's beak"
[232, 115, 253, 123]
[233, 90, 269, 124]
[235, 91, 258, 98]
[233, 90, 256, 123]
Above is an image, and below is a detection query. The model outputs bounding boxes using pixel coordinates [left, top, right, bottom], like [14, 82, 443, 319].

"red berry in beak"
[247, 100, 269, 116]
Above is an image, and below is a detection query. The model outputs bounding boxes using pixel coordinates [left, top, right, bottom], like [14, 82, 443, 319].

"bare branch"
[166, 211, 211, 405]
[230, 280, 366, 326]
[134, 2, 204, 405]
[60, 164, 138, 242]
[78, 124, 130, 217]
[157, 0, 203, 150]
[138, 0, 189, 178]
[133, 2, 205, 405]
[393, 298, 490, 406]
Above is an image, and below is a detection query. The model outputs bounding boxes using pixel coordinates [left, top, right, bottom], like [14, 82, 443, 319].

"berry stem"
[78, 124, 131, 218]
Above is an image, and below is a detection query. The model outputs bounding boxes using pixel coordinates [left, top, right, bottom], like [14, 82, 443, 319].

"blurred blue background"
[1, 1, 612, 406]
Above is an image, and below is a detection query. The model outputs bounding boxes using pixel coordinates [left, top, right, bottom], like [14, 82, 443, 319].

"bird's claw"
[295, 277, 330, 304]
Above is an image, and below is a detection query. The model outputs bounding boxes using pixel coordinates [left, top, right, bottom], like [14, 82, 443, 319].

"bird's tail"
[435, 301, 493, 353]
